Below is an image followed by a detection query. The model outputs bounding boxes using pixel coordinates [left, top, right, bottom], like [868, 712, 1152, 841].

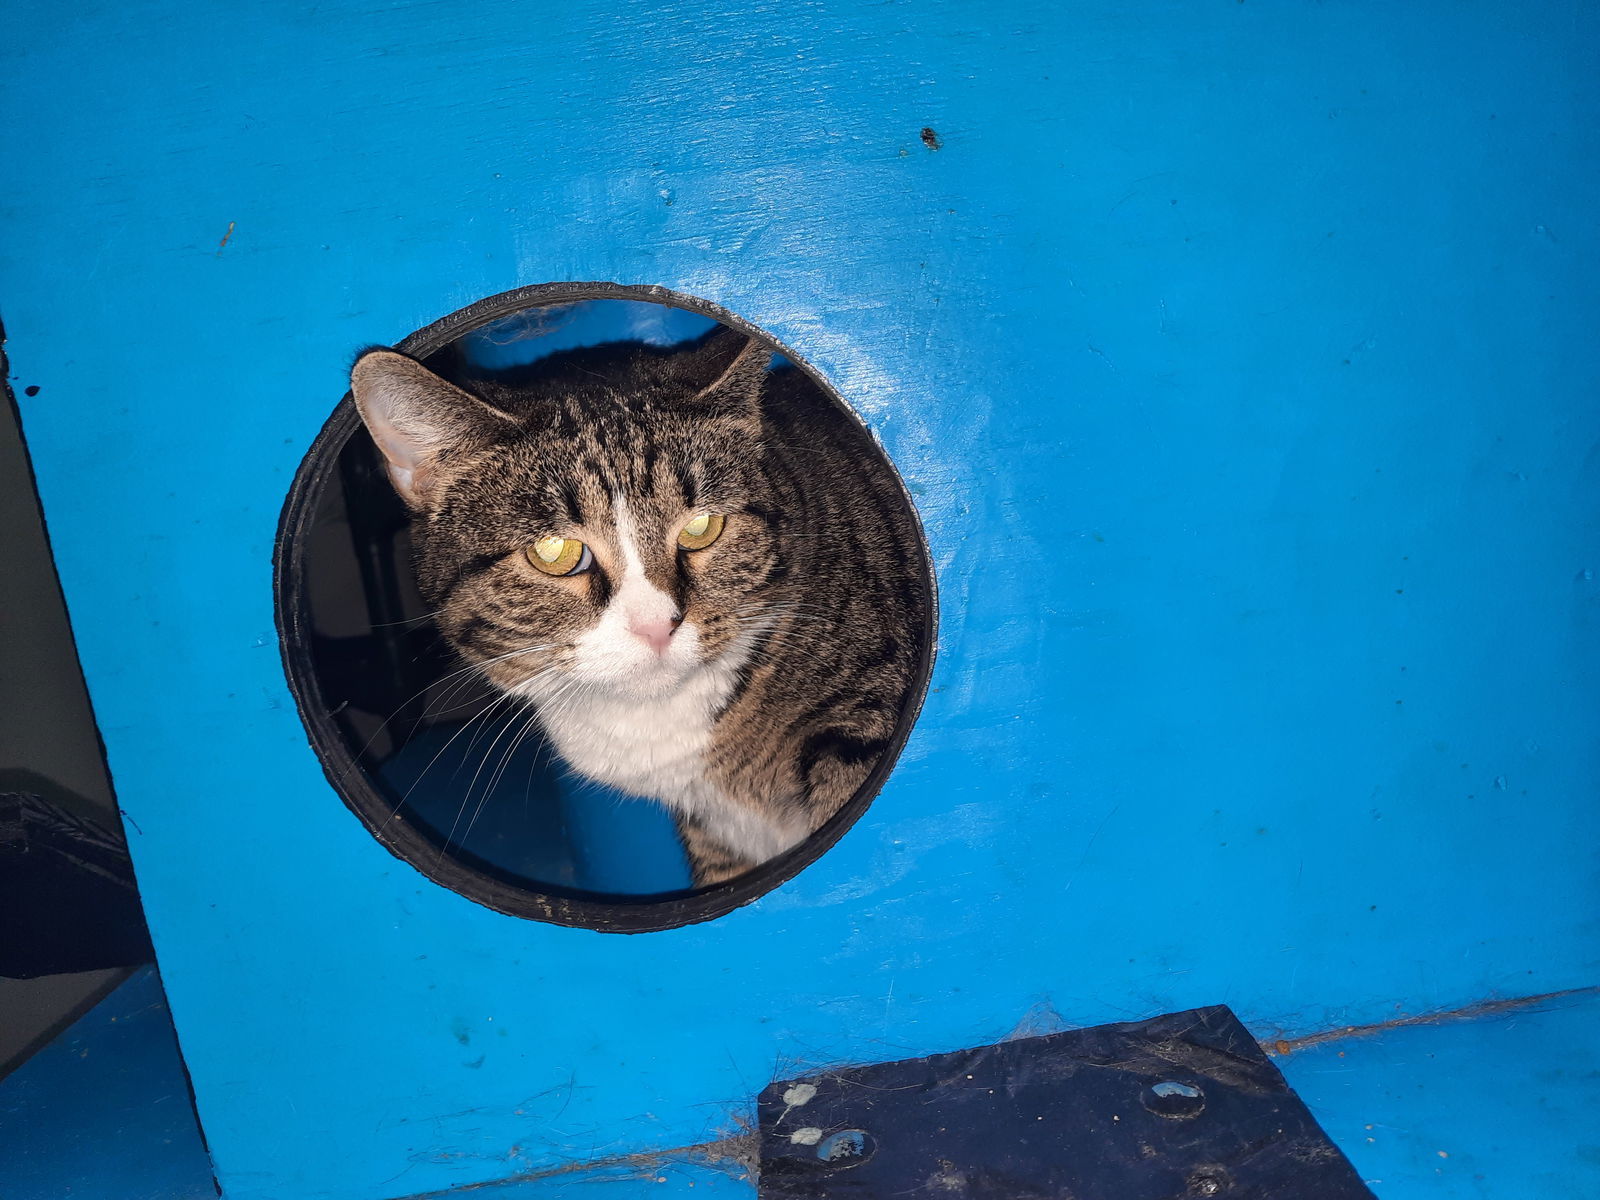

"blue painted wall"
[1, 2, 1596, 1198]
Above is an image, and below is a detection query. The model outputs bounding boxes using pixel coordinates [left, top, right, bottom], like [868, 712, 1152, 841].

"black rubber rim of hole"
[273, 281, 939, 932]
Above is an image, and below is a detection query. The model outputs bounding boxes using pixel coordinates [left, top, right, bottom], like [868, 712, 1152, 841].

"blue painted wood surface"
[1279, 991, 1600, 1199]
[0, 969, 215, 1200]
[2, 2, 1596, 1197]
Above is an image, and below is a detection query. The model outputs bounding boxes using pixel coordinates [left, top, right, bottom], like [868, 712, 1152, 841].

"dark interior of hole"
[296, 297, 920, 900]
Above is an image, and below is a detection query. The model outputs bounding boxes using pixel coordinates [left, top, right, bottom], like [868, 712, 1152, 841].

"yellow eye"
[678, 512, 725, 551]
[525, 536, 590, 576]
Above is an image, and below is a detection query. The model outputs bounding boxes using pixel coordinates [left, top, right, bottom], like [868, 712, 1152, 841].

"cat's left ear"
[350, 349, 517, 509]
[686, 335, 770, 427]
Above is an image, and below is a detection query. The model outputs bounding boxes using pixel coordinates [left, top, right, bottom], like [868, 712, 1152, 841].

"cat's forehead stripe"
[675, 459, 699, 509]
[555, 476, 584, 524]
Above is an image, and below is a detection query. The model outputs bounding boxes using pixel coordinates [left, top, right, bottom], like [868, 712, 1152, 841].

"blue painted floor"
[3, 971, 1596, 1199]
[0, 967, 215, 1200]
[1279, 991, 1600, 1199]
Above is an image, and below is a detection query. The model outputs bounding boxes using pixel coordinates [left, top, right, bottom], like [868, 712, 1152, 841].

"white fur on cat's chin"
[505, 497, 807, 867]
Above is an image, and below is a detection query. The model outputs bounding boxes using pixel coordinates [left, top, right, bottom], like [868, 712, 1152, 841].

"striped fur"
[350, 326, 927, 886]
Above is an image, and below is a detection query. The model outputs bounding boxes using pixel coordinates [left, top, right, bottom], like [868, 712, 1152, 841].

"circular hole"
[275, 284, 935, 930]
[1143, 1080, 1206, 1120]
[815, 1129, 875, 1167]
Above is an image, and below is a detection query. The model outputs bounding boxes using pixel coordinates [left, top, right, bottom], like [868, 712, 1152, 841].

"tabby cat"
[350, 325, 927, 886]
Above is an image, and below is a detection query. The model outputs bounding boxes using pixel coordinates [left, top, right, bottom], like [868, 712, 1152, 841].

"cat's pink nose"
[628, 614, 682, 655]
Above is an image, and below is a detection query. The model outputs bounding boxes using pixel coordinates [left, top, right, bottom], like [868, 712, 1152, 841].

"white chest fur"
[526, 645, 806, 864]
[535, 664, 727, 810]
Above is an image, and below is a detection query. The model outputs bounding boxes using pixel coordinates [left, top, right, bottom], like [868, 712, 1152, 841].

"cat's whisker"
[408, 696, 515, 791]
[730, 635, 830, 660]
[469, 642, 574, 672]
[523, 673, 588, 730]
[725, 611, 833, 628]
[417, 684, 493, 724]
[423, 646, 569, 735]
[764, 603, 841, 618]
[413, 658, 577, 859]
[730, 599, 838, 620]
[441, 699, 535, 857]
[446, 681, 581, 855]
[724, 622, 825, 641]
[333, 680, 478, 790]
[365, 608, 444, 630]
[336, 641, 571, 783]
[456, 719, 530, 852]
[467, 708, 548, 842]
[416, 665, 500, 723]
[371, 691, 520, 839]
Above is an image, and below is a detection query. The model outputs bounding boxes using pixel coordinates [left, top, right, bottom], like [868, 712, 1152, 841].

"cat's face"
[350, 332, 785, 702]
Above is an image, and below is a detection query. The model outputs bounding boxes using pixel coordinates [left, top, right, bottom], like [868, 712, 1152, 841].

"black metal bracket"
[758, 1005, 1374, 1199]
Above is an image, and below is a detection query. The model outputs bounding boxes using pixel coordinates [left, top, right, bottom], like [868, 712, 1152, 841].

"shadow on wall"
[0, 377, 151, 1076]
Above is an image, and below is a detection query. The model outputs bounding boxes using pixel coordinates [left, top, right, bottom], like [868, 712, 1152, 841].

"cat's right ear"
[349, 350, 516, 509]
[683, 333, 770, 429]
